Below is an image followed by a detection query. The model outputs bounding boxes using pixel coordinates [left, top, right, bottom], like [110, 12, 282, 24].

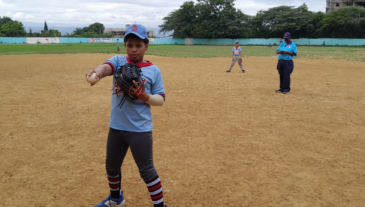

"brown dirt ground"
[0, 54, 365, 207]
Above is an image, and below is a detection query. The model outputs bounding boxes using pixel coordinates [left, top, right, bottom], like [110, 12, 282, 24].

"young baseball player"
[85, 24, 167, 207]
[226, 40, 245, 73]
[116, 38, 120, 52]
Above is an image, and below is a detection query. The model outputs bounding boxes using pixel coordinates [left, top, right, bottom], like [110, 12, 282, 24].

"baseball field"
[0, 44, 365, 207]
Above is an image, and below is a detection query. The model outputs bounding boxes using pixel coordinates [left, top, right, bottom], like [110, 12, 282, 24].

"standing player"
[116, 38, 120, 52]
[226, 40, 245, 73]
[85, 24, 167, 207]
[275, 32, 297, 94]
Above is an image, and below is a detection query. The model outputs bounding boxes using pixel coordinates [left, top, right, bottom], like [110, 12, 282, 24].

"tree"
[159, 0, 249, 38]
[28, 28, 33, 37]
[0, 22, 26, 37]
[195, 1, 249, 38]
[251, 4, 314, 38]
[72, 27, 83, 36]
[0, 16, 25, 37]
[32, 32, 42, 37]
[44, 21, 48, 31]
[80, 31, 99, 37]
[0, 16, 13, 27]
[322, 6, 365, 38]
[46, 29, 61, 37]
[306, 12, 325, 38]
[70, 23, 107, 37]
[159, 1, 198, 38]
[82, 26, 89, 33]
[88, 22, 105, 35]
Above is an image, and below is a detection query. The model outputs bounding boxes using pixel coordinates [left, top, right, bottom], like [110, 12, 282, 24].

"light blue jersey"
[104, 55, 165, 132]
[232, 46, 242, 56]
[276, 41, 297, 60]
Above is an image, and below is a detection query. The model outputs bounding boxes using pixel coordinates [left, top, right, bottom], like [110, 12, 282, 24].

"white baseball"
[87, 73, 99, 84]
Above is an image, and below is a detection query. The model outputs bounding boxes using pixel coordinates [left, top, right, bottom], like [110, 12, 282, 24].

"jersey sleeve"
[104, 55, 124, 75]
[239, 47, 242, 52]
[292, 44, 298, 56]
[151, 69, 165, 99]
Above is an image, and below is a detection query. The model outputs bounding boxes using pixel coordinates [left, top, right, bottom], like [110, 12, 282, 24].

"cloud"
[13, 12, 23, 18]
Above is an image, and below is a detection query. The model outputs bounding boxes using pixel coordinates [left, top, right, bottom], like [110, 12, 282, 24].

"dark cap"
[283, 32, 291, 39]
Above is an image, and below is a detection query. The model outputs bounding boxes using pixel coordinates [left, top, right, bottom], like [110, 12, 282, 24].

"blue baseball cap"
[125, 24, 148, 39]
[235, 40, 239, 43]
[283, 32, 291, 39]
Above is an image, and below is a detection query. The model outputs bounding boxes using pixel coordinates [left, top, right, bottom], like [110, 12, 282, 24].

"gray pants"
[227, 56, 244, 71]
[106, 128, 157, 182]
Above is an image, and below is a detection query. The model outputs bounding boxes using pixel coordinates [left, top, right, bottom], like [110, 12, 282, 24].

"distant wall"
[0, 37, 26, 44]
[293, 38, 365, 46]
[26, 37, 60, 44]
[89, 38, 113, 43]
[192, 38, 282, 45]
[113, 38, 124, 43]
[154, 38, 185, 45]
[59, 38, 90, 43]
[191, 38, 365, 46]
[1, 37, 365, 46]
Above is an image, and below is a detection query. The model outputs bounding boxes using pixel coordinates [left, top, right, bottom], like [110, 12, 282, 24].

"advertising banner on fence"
[148, 38, 155, 44]
[89, 38, 113, 43]
[26, 37, 60, 44]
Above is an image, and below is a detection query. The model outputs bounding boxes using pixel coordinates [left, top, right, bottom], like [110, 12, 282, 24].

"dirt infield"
[0, 54, 364, 207]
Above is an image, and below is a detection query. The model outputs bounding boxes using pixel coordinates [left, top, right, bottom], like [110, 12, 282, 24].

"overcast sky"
[0, 0, 326, 28]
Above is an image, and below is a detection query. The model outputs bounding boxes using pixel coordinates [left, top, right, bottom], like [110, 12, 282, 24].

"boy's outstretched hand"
[85, 70, 101, 86]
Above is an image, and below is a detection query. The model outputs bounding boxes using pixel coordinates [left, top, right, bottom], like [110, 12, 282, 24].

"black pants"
[277, 60, 294, 92]
[106, 128, 157, 182]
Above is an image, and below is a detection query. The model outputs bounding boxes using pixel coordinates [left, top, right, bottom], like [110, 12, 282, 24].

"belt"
[278, 60, 292, 62]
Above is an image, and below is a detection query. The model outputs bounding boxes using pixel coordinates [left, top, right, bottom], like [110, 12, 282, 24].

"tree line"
[159, 0, 365, 39]
[2, 1, 365, 39]
[0, 17, 112, 38]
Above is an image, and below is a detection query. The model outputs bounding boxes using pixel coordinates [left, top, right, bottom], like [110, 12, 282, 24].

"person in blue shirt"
[116, 38, 120, 52]
[275, 32, 297, 94]
[85, 24, 167, 207]
[226, 40, 245, 73]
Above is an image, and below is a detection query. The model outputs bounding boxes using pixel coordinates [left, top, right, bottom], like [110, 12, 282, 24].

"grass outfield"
[0, 43, 365, 61]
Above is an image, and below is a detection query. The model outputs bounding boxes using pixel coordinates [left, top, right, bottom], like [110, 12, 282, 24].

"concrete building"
[104, 24, 156, 38]
[326, 0, 365, 13]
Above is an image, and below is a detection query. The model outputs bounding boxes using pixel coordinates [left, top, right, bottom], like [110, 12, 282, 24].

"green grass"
[1, 43, 365, 61]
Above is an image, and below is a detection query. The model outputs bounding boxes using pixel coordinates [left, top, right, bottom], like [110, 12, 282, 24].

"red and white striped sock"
[146, 175, 164, 207]
[108, 174, 121, 199]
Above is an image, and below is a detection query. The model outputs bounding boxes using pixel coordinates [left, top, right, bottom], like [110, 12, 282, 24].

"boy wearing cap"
[275, 32, 297, 94]
[226, 40, 245, 73]
[116, 38, 120, 52]
[85, 24, 167, 207]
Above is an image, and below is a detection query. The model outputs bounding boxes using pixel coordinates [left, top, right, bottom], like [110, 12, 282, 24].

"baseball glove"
[114, 63, 145, 100]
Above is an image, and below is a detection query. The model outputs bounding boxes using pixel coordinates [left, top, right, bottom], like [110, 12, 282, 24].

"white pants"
[227, 56, 244, 71]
